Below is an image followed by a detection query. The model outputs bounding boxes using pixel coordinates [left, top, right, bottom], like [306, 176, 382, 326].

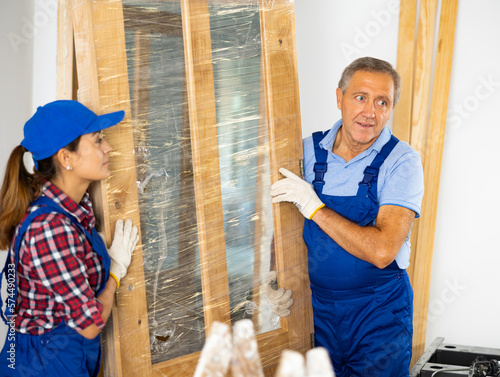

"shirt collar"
[40, 179, 95, 229]
[320, 119, 392, 157]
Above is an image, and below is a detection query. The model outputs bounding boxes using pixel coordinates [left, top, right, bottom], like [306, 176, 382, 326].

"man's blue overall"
[303, 131, 413, 377]
[0, 196, 110, 377]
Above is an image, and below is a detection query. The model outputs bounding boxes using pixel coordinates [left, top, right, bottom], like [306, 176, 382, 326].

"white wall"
[295, 0, 399, 134]
[424, 0, 500, 348]
[0, 0, 499, 355]
[0, 0, 58, 349]
[295, 0, 500, 349]
[0, 0, 35, 174]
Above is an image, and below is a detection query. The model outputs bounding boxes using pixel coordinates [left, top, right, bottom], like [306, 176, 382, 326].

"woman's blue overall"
[0, 196, 110, 377]
[303, 132, 413, 377]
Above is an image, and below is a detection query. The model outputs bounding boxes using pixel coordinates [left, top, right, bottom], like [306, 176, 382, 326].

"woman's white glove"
[108, 219, 139, 288]
[263, 271, 294, 317]
[270, 168, 325, 220]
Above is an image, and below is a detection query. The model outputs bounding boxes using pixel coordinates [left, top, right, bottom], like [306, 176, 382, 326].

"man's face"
[336, 70, 395, 150]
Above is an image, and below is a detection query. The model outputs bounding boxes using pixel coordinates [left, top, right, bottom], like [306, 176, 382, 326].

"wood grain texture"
[180, 0, 231, 330]
[392, 0, 417, 143]
[410, 0, 439, 159]
[259, 0, 313, 369]
[57, 0, 74, 100]
[71, 1, 152, 376]
[411, 0, 459, 365]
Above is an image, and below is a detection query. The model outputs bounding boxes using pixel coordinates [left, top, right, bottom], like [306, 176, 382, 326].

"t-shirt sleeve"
[378, 147, 424, 218]
[303, 136, 315, 183]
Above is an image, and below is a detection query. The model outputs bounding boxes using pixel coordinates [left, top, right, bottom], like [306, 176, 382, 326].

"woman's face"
[70, 132, 113, 183]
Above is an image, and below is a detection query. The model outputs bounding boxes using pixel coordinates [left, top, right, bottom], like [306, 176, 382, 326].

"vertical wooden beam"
[71, 1, 153, 376]
[411, 0, 459, 365]
[260, 0, 312, 350]
[392, 0, 417, 143]
[57, 0, 74, 100]
[180, 0, 231, 330]
[410, 0, 439, 158]
[71, 0, 100, 110]
[392, 0, 422, 297]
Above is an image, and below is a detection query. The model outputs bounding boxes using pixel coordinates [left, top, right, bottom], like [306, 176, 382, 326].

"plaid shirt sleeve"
[27, 214, 105, 332]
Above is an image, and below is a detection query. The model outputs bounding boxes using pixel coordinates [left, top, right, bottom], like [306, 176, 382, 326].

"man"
[271, 57, 424, 377]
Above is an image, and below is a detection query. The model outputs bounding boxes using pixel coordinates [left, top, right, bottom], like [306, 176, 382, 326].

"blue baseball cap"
[21, 100, 125, 169]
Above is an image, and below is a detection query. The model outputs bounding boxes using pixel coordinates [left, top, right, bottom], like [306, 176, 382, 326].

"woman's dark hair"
[0, 137, 81, 249]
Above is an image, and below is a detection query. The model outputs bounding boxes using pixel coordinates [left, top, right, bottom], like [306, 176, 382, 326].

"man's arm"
[311, 204, 415, 269]
[271, 167, 417, 269]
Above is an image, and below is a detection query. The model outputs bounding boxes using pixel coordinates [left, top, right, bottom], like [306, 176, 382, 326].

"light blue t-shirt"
[303, 119, 424, 269]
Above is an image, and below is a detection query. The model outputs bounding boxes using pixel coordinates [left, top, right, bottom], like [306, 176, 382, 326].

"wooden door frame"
[69, 0, 312, 376]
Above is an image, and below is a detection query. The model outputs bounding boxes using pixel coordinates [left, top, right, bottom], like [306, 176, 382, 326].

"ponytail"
[0, 137, 82, 249]
[0, 146, 35, 249]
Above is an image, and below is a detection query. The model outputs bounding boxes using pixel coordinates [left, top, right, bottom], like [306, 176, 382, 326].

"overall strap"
[357, 135, 399, 197]
[312, 130, 330, 194]
[28, 197, 110, 296]
[0, 200, 64, 323]
[0, 196, 110, 324]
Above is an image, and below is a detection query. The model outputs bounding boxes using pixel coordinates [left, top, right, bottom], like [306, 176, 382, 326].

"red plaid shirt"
[10, 180, 106, 335]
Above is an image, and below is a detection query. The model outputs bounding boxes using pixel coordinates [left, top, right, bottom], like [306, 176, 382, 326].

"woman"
[0, 100, 139, 377]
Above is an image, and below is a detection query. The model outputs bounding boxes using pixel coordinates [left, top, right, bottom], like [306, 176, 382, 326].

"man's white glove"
[270, 168, 325, 220]
[263, 271, 294, 317]
[108, 219, 139, 288]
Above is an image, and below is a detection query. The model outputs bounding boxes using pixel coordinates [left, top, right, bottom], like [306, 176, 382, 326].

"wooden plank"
[392, 1, 421, 309]
[410, 0, 439, 158]
[71, 4, 119, 377]
[391, 1, 439, 364]
[71, 1, 153, 376]
[411, 0, 459, 365]
[91, 1, 153, 375]
[72, 0, 100, 109]
[180, 0, 231, 330]
[392, 0, 417, 143]
[259, 0, 312, 353]
[57, 0, 74, 100]
[407, 218, 420, 288]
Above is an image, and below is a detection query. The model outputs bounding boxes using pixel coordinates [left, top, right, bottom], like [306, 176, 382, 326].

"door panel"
[71, 0, 311, 376]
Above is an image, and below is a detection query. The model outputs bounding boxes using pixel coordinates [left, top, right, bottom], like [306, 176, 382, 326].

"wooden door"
[70, 0, 312, 376]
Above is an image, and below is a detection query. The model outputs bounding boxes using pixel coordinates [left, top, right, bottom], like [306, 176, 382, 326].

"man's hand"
[270, 168, 325, 220]
[263, 271, 294, 317]
[108, 219, 139, 287]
